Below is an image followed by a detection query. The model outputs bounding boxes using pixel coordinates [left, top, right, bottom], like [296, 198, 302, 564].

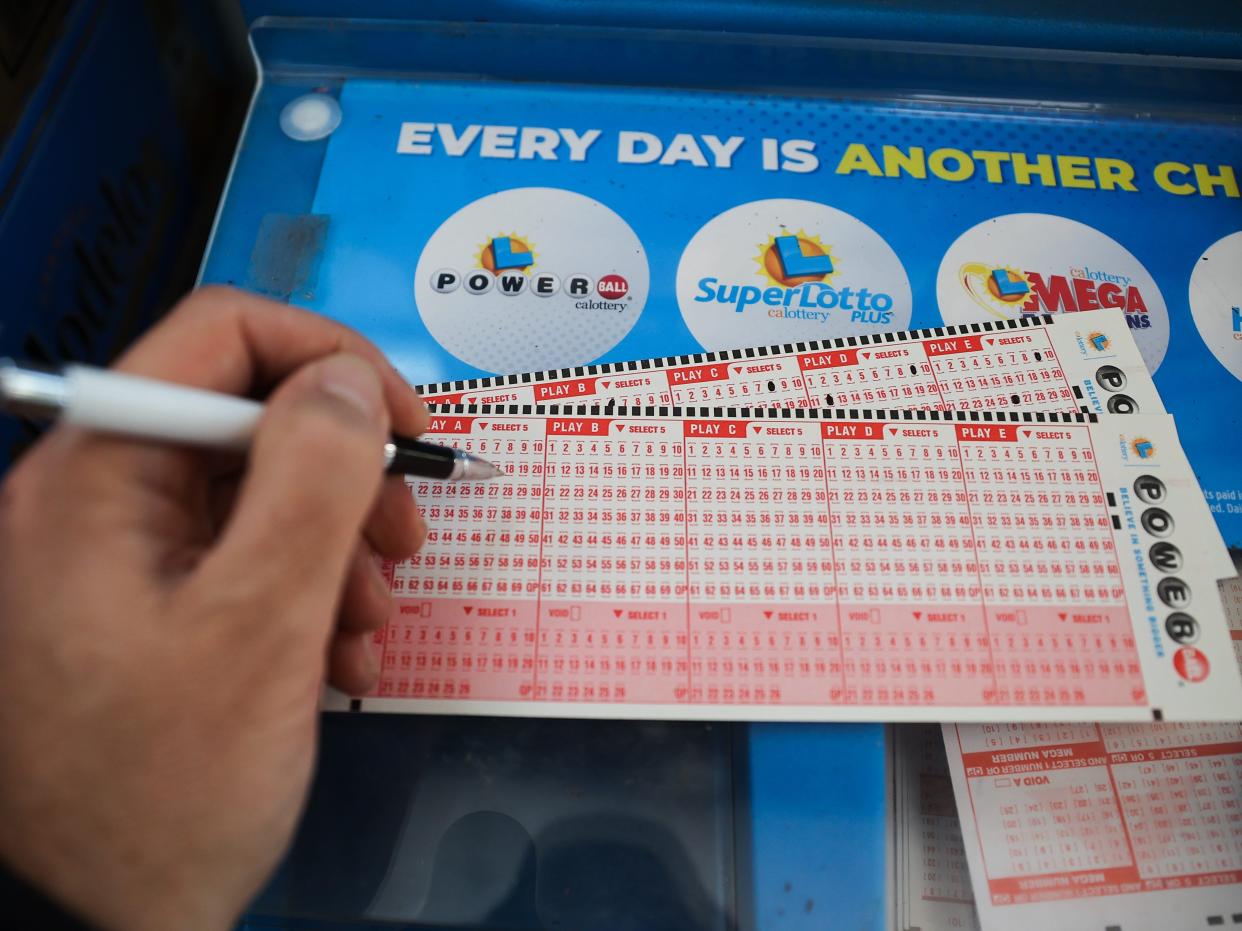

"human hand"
[0, 287, 427, 930]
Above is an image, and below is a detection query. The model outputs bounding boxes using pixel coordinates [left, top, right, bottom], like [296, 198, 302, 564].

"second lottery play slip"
[942, 722, 1242, 931]
[417, 309, 1162, 418]
[328, 405, 1241, 722]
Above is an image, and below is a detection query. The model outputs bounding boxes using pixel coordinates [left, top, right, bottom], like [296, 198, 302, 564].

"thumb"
[201, 353, 390, 627]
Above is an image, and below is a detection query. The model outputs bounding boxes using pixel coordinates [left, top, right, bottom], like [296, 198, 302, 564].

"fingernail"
[317, 354, 382, 421]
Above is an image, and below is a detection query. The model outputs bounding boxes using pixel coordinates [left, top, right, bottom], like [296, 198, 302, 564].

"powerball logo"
[413, 187, 649, 374]
[693, 230, 896, 325]
[958, 262, 1152, 330]
[430, 232, 630, 308]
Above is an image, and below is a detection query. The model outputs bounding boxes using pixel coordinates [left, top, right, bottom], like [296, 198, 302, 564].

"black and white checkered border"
[415, 315, 1058, 395]
[427, 403, 1096, 424]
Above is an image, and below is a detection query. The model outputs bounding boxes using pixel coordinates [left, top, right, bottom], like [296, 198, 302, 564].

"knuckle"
[180, 284, 284, 328]
[178, 284, 243, 319]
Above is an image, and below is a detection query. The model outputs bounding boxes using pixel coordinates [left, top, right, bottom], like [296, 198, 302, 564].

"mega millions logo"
[958, 261, 1153, 331]
[430, 232, 630, 307]
[693, 229, 895, 325]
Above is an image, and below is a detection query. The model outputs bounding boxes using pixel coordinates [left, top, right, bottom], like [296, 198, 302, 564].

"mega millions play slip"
[942, 722, 1242, 931]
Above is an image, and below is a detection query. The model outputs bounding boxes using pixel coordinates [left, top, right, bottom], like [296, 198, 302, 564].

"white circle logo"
[414, 188, 649, 373]
[1188, 231, 1242, 383]
[936, 213, 1169, 373]
[675, 199, 912, 350]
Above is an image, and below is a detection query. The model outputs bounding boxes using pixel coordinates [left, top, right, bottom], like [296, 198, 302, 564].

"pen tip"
[465, 457, 505, 480]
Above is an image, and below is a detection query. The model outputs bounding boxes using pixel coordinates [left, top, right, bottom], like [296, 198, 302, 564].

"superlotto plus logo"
[691, 230, 896, 325]
[957, 261, 1153, 330]
[676, 199, 912, 348]
[937, 214, 1170, 373]
[414, 188, 649, 373]
[696, 230, 896, 324]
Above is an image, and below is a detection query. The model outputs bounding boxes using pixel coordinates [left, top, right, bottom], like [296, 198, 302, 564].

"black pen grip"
[386, 437, 455, 478]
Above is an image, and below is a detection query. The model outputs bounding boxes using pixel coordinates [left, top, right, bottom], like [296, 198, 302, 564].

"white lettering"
[701, 134, 745, 168]
[659, 133, 708, 167]
[436, 123, 483, 156]
[396, 121, 434, 154]
[561, 128, 601, 162]
[618, 131, 662, 164]
[479, 125, 518, 159]
[518, 126, 559, 160]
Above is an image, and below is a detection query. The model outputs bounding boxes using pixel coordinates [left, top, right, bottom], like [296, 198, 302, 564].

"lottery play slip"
[326, 318, 1239, 721]
[418, 310, 1163, 418]
[942, 721, 1242, 931]
[936, 582, 1242, 931]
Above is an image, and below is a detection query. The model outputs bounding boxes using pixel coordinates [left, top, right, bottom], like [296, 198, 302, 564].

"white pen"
[0, 359, 503, 481]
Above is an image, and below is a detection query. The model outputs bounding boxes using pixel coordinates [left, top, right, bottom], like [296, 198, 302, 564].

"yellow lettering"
[1154, 161, 1195, 195]
[1095, 158, 1137, 192]
[971, 150, 1012, 183]
[1057, 155, 1096, 189]
[1012, 153, 1057, 187]
[928, 148, 974, 182]
[1193, 164, 1240, 198]
[835, 143, 882, 176]
[882, 145, 926, 178]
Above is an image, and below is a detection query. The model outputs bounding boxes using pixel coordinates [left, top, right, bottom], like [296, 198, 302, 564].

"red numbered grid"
[684, 429, 836, 705]
[962, 426, 1133, 708]
[950, 723, 1242, 905]
[374, 413, 1143, 710]
[422, 327, 1077, 414]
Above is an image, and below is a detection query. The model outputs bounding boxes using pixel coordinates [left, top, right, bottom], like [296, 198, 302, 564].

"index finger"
[115, 286, 428, 438]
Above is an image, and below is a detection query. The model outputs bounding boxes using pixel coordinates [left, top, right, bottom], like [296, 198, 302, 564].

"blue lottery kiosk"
[204, 4, 1242, 929]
